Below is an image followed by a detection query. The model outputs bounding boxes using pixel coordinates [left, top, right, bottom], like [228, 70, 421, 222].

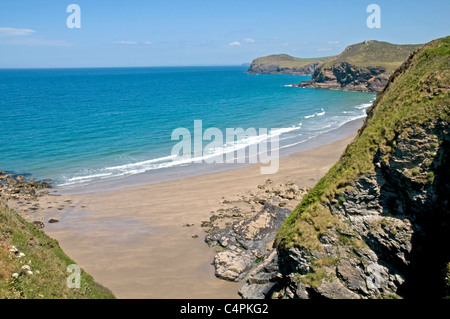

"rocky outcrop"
[248, 41, 421, 91]
[0, 171, 63, 229]
[206, 203, 291, 282]
[297, 62, 389, 92]
[295, 40, 421, 92]
[275, 121, 450, 299]
[238, 249, 280, 299]
[272, 36, 450, 299]
[201, 179, 308, 234]
[203, 180, 309, 299]
[0, 171, 52, 201]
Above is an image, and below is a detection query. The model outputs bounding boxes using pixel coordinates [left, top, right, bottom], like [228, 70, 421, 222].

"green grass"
[277, 202, 339, 250]
[0, 201, 115, 299]
[276, 36, 450, 250]
[338, 234, 352, 245]
[250, 54, 333, 71]
[428, 171, 435, 184]
[298, 257, 339, 289]
[250, 41, 421, 78]
[335, 196, 346, 208]
[326, 40, 422, 72]
[298, 268, 328, 289]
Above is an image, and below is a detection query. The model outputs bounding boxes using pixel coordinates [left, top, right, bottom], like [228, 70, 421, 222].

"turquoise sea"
[0, 66, 375, 188]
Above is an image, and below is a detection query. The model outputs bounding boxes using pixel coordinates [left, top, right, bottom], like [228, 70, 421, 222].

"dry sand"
[15, 133, 357, 299]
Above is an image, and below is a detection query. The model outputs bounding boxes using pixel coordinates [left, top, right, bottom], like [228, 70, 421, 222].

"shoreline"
[59, 117, 365, 195]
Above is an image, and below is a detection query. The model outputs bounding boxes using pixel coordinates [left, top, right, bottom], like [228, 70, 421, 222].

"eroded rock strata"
[273, 37, 450, 299]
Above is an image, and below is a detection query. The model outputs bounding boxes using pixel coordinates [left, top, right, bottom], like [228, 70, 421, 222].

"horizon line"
[0, 64, 253, 70]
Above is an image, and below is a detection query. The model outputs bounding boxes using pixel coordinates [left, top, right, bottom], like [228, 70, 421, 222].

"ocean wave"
[58, 125, 304, 187]
[59, 172, 114, 186]
[212, 125, 303, 160]
[355, 102, 373, 110]
[66, 172, 113, 182]
[304, 108, 325, 119]
[105, 154, 178, 171]
[279, 112, 367, 151]
[57, 100, 373, 188]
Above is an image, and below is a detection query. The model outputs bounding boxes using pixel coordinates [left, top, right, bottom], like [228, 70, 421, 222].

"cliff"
[297, 40, 422, 92]
[247, 54, 332, 75]
[272, 36, 450, 299]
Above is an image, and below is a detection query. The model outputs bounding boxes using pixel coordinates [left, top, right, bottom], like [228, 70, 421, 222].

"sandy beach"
[8, 123, 360, 299]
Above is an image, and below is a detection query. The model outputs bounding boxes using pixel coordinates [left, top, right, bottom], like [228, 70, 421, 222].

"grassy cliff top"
[249, 41, 421, 74]
[250, 54, 333, 69]
[276, 36, 450, 249]
[0, 201, 115, 299]
[323, 40, 423, 71]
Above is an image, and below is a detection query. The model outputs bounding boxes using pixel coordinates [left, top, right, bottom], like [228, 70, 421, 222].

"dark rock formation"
[0, 171, 52, 201]
[298, 63, 388, 92]
[248, 41, 421, 91]
[238, 249, 280, 299]
[295, 40, 421, 92]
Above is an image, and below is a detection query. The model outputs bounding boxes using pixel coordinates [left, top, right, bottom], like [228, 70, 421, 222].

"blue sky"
[0, 0, 449, 68]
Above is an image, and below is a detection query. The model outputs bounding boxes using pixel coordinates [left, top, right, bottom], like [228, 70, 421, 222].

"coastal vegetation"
[274, 36, 450, 299]
[278, 37, 449, 241]
[248, 40, 422, 92]
[321, 40, 422, 72]
[0, 201, 115, 299]
[298, 40, 423, 91]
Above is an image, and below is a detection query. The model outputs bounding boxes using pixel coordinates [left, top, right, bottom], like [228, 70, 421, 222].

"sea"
[0, 66, 375, 190]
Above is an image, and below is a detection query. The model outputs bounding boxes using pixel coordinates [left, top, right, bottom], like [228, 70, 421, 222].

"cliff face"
[298, 62, 388, 92]
[297, 40, 422, 92]
[274, 36, 450, 299]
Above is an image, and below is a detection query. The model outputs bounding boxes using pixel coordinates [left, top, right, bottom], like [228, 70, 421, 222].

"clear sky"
[0, 0, 449, 68]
